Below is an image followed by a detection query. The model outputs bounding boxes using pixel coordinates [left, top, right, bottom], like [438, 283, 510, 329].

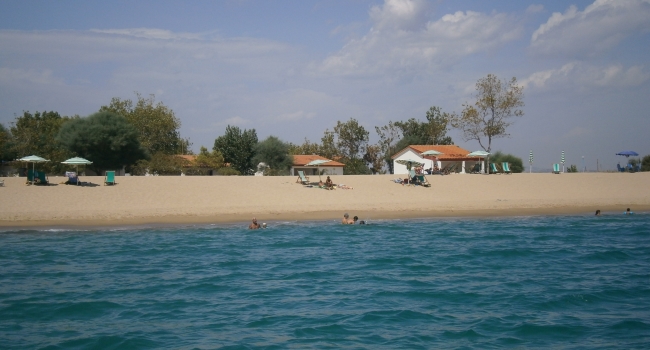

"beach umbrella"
[18, 155, 50, 184]
[421, 150, 443, 170]
[561, 150, 565, 173]
[396, 159, 425, 171]
[467, 151, 490, 174]
[304, 159, 331, 181]
[61, 157, 93, 185]
[615, 151, 639, 158]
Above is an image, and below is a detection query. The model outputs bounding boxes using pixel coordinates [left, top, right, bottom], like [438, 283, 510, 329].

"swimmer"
[342, 213, 353, 224]
[262, 223, 267, 228]
[624, 208, 634, 215]
[249, 217, 261, 229]
[595, 210, 601, 216]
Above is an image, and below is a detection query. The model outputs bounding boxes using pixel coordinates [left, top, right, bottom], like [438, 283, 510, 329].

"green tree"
[319, 129, 339, 160]
[375, 121, 401, 174]
[490, 151, 524, 173]
[450, 74, 524, 159]
[213, 125, 258, 175]
[253, 136, 293, 176]
[334, 118, 369, 160]
[288, 138, 321, 155]
[131, 152, 187, 176]
[0, 123, 16, 162]
[9, 111, 75, 173]
[194, 146, 224, 170]
[424, 106, 454, 145]
[363, 144, 384, 174]
[57, 111, 148, 175]
[100, 93, 185, 155]
[641, 155, 650, 172]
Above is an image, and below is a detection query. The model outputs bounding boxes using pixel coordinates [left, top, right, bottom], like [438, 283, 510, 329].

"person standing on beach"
[249, 217, 261, 229]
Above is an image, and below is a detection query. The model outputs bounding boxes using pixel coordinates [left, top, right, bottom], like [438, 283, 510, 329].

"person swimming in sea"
[249, 217, 261, 229]
[595, 210, 601, 216]
[624, 208, 634, 215]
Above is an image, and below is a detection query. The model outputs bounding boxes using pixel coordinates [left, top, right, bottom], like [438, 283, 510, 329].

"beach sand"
[0, 172, 648, 228]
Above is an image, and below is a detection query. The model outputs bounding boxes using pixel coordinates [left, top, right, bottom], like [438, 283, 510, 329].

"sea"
[1, 214, 649, 349]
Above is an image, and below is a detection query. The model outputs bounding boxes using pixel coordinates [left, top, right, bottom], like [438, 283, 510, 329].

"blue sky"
[1, 0, 649, 171]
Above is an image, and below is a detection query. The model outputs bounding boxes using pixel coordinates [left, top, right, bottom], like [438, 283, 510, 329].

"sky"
[1, 0, 649, 171]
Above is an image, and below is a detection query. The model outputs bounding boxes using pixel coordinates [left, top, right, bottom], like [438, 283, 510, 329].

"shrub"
[489, 151, 524, 173]
[641, 155, 650, 172]
[215, 167, 240, 176]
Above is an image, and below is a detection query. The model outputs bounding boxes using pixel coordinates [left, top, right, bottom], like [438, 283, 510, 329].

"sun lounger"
[296, 170, 310, 185]
[489, 163, 501, 174]
[552, 164, 561, 174]
[415, 175, 431, 187]
[66, 171, 79, 185]
[35, 171, 48, 185]
[616, 164, 626, 172]
[469, 163, 481, 174]
[502, 162, 512, 174]
[26, 169, 35, 184]
[104, 170, 116, 186]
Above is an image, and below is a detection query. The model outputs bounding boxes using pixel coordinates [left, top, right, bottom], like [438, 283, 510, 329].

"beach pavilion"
[291, 155, 345, 177]
[391, 145, 479, 175]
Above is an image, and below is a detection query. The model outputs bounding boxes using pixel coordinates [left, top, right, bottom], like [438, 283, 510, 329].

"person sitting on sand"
[342, 213, 354, 224]
[595, 210, 601, 216]
[432, 164, 441, 175]
[324, 176, 334, 190]
[624, 208, 634, 215]
[249, 217, 261, 229]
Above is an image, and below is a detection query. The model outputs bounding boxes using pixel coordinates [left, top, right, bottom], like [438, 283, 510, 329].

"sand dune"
[0, 172, 648, 227]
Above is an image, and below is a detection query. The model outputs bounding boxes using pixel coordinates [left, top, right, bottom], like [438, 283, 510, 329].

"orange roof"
[392, 145, 475, 160]
[177, 155, 197, 162]
[293, 155, 345, 167]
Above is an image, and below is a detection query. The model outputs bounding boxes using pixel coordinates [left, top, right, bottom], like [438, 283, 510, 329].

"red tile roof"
[392, 145, 476, 160]
[293, 155, 345, 167]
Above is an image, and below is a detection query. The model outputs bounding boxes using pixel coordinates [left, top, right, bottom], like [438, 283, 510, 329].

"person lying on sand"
[338, 184, 353, 189]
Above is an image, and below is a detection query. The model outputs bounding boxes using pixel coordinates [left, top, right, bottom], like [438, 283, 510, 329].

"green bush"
[566, 164, 578, 173]
[215, 167, 240, 176]
[489, 151, 524, 173]
[641, 155, 650, 172]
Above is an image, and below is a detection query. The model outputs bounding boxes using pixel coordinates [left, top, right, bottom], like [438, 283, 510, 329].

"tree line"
[0, 74, 557, 176]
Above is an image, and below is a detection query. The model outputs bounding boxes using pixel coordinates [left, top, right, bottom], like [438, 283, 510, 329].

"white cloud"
[521, 62, 650, 90]
[530, 0, 650, 57]
[0, 67, 63, 86]
[90, 28, 205, 40]
[316, 0, 522, 78]
[525, 4, 544, 14]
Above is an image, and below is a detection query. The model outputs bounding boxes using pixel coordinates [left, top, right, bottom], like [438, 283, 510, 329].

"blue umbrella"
[616, 151, 639, 158]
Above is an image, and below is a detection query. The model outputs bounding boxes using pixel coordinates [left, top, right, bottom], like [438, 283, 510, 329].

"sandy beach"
[0, 172, 648, 228]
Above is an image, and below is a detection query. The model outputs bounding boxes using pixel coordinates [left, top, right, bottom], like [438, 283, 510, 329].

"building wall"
[393, 149, 481, 174]
[291, 166, 344, 177]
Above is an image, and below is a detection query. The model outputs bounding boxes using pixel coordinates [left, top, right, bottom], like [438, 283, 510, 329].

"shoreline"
[1, 205, 647, 231]
[1, 173, 648, 229]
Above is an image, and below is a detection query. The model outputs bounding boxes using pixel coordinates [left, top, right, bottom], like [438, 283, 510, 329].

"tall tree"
[57, 111, 148, 174]
[375, 121, 401, 174]
[334, 118, 369, 160]
[253, 136, 294, 175]
[100, 93, 185, 155]
[450, 74, 524, 155]
[213, 125, 258, 175]
[9, 111, 75, 173]
[288, 138, 321, 155]
[319, 129, 339, 160]
[424, 106, 453, 145]
[363, 144, 384, 174]
[0, 123, 16, 162]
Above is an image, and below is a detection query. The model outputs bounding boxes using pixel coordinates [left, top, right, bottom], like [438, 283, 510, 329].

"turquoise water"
[1, 215, 649, 349]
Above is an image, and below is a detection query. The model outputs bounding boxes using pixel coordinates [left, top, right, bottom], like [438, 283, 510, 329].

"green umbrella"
[466, 151, 490, 174]
[396, 159, 425, 170]
[18, 155, 50, 184]
[61, 157, 93, 185]
[304, 159, 331, 181]
[421, 150, 443, 171]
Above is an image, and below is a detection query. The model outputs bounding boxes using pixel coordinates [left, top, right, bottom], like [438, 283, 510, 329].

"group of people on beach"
[342, 213, 365, 225]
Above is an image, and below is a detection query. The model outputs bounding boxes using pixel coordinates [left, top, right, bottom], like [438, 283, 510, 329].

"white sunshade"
[466, 151, 490, 157]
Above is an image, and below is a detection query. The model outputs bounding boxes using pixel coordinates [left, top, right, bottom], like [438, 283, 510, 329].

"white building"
[392, 145, 480, 175]
[291, 155, 345, 177]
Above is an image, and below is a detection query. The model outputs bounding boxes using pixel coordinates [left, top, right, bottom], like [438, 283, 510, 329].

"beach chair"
[502, 162, 512, 174]
[415, 175, 431, 187]
[35, 171, 48, 185]
[552, 164, 561, 174]
[66, 171, 79, 185]
[296, 170, 309, 185]
[26, 169, 35, 184]
[616, 164, 626, 172]
[469, 163, 481, 174]
[104, 171, 116, 186]
[0, 179, 4, 187]
[489, 163, 501, 174]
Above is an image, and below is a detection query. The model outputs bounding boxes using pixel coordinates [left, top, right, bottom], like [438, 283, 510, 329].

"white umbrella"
[61, 157, 93, 185]
[466, 151, 490, 174]
[18, 155, 50, 184]
[421, 150, 443, 171]
[305, 159, 331, 181]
